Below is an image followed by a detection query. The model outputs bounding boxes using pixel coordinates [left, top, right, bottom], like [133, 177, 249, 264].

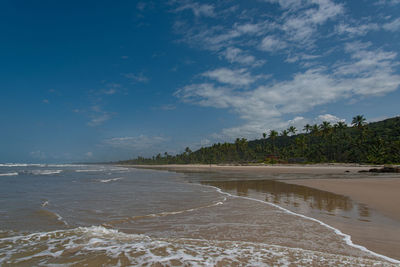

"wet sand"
[284, 178, 400, 222]
[128, 164, 400, 261]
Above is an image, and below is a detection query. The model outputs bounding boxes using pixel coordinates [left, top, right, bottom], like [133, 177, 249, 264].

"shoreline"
[121, 163, 400, 261]
[125, 163, 378, 174]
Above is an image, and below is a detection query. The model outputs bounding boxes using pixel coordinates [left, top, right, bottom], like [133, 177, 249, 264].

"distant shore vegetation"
[118, 116, 400, 165]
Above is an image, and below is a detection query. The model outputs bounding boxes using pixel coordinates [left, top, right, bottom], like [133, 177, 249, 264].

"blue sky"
[1, 0, 400, 163]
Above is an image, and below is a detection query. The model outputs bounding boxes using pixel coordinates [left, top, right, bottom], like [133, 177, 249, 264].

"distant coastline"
[118, 116, 400, 166]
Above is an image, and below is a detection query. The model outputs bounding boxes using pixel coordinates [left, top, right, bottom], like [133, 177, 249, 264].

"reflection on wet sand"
[201, 179, 370, 219]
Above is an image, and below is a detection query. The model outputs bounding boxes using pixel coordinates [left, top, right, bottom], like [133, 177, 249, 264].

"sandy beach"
[128, 164, 400, 260]
[284, 178, 400, 222]
[130, 163, 376, 174]
[130, 164, 399, 219]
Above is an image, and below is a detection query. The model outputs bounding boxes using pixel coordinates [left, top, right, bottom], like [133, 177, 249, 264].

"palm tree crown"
[288, 126, 297, 135]
[352, 115, 366, 129]
[303, 124, 312, 133]
[269, 130, 278, 138]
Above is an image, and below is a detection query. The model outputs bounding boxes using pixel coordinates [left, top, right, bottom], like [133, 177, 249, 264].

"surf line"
[206, 185, 400, 264]
[105, 197, 227, 226]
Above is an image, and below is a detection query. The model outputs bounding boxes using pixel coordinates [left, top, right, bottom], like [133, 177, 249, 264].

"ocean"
[0, 164, 398, 266]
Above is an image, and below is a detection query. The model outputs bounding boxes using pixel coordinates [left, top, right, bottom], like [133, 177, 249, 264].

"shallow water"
[0, 164, 398, 266]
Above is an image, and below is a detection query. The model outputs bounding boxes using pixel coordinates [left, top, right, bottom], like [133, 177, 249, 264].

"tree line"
[118, 116, 400, 165]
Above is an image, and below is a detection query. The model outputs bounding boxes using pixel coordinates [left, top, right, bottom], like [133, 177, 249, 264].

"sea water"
[0, 164, 398, 266]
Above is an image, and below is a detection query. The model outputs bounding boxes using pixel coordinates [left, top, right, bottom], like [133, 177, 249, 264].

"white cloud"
[316, 114, 345, 123]
[336, 23, 379, 37]
[171, 1, 400, 141]
[85, 152, 93, 157]
[375, 0, 400, 5]
[383, 18, 400, 32]
[176, 44, 400, 138]
[102, 89, 116, 95]
[175, 2, 215, 17]
[222, 47, 265, 66]
[264, 0, 303, 10]
[159, 104, 177, 110]
[122, 72, 149, 83]
[103, 135, 168, 150]
[88, 113, 112, 127]
[260, 36, 287, 52]
[273, 0, 343, 46]
[202, 68, 258, 86]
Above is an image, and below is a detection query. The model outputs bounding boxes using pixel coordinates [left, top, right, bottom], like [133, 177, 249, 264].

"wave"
[0, 170, 62, 176]
[0, 163, 42, 167]
[75, 169, 104, 173]
[207, 185, 400, 264]
[99, 177, 123, 183]
[33, 209, 69, 226]
[29, 170, 63, 175]
[105, 198, 226, 226]
[0, 226, 396, 266]
[0, 163, 86, 168]
[0, 172, 18, 177]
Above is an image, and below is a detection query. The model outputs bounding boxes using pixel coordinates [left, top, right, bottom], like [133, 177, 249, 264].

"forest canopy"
[118, 116, 400, 165]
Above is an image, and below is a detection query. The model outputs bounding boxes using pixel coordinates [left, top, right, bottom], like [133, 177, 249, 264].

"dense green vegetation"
[118, 116, 400, 165]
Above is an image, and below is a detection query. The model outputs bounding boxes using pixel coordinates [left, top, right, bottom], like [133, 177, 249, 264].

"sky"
[1, 0, 400, 163]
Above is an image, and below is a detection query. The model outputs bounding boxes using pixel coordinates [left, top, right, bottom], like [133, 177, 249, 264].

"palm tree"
[311, 124, 320, 136]
[319, 121, 333, 161]
[288, 126, 297, 136]
[352, 115, 366, 129]
[334, 121, 347, 130]
[269, 130, 278, 154]
[320, 121, 332, 136]
[281, 130, 289, 137]
[269, 130, 278, 138]
[303, 124, 312, 134]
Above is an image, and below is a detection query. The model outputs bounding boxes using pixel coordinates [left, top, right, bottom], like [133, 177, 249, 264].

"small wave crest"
[33, 209, 69, 226]
[99, 177, 123, 183]
[106, 198, 226, 226]
[75, 169, 104, 173]
[0, 163, 42, 167]
[0, 226, 396, 266]
[20, 170, 63, 176]
[0, 172, 18, 177]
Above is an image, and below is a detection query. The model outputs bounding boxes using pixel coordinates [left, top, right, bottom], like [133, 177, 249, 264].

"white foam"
[0, 163, 85, 167]
[207, 185, 400, 264]
[54, 212, 68, 226]
[76, 169, 104, 172]
[0, 163, 40, 167]
[30, 170, 63, 175]
[99, 177, 123, 183]
[0, 226, 396, 266]
[0, 172, 18, 177]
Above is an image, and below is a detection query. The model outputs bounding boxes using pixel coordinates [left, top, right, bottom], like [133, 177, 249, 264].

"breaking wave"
[26, 170, 63, 176]
[0, 172, 18, 177]
[0, 226, 396, 266]
[99, 177, 124, 183]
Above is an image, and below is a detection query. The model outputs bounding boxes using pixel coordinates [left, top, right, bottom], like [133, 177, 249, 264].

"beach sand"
[130, 163, 374, 174]
[128, 164, 400, 260]
[284, 177, 400, 222]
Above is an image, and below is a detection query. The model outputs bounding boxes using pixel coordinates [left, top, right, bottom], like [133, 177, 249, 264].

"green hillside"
[119, 116, 400, 165]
